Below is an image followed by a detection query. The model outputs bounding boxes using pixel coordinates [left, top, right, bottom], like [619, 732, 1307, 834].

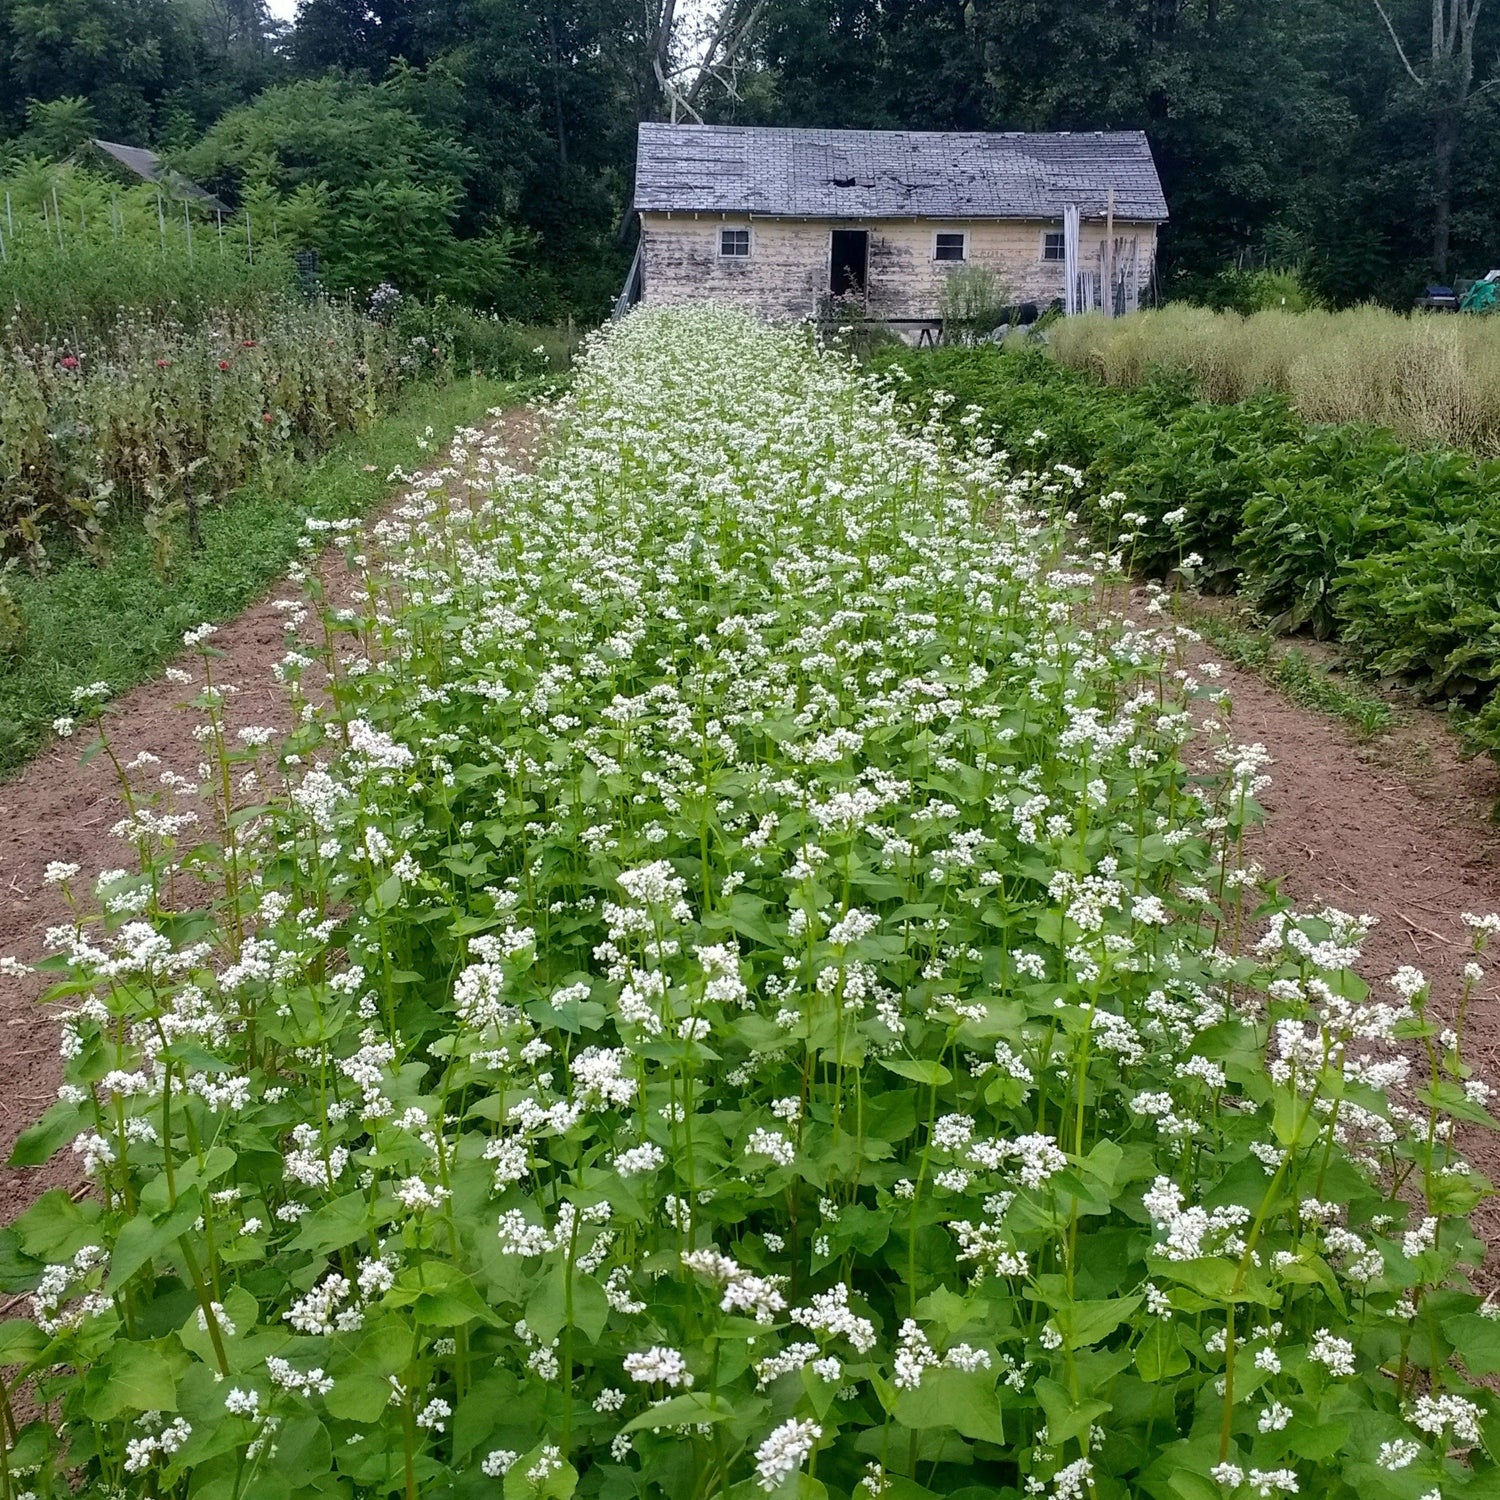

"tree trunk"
[546, 5, 569, 169]
[1432, 106, 1457, 276]
[1371, 0, 1486, 278]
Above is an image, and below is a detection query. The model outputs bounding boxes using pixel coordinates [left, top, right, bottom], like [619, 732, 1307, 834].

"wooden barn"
[622, 123, 1168, 335]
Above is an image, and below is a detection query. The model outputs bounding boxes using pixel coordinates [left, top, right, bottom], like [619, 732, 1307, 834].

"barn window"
[1042, 231, 1067, 262]
[935, 232, 967, 262]
[720, 228, 751, 258]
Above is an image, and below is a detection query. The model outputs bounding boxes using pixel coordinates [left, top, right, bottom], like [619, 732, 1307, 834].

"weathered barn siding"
[639, 213, 1158, 323]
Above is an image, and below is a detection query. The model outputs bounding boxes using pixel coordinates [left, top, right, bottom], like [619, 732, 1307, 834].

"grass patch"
[0, 374, 526, 773]
[1187, 602, 1397, 738]
[1049, 303, 1500, 454]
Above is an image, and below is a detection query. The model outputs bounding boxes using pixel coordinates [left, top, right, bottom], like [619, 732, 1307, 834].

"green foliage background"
[4, 0, 1500, 315]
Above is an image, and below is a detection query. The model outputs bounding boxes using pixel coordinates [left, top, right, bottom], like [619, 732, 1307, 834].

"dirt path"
[1186, 635, 1500, 1258]
[0, 407, 539, 1222]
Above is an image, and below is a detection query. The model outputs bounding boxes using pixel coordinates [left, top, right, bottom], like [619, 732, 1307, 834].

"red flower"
[218, 360, 232, 372]
[156, 359, 172, 369]
[59, 355, 79, 370]
[262, 412, 274, 424]
[242, 339, 257, 349]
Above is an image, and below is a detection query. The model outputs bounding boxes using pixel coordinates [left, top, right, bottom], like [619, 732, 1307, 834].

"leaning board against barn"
[629, 123, 1168, 336]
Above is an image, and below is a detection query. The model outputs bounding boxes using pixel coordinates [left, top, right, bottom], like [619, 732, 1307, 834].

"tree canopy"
[2, 0, 1498, 314]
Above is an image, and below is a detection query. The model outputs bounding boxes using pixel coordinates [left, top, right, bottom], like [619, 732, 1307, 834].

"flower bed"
[0, 301, 441, 568]
[1, 308, 1495, 1500]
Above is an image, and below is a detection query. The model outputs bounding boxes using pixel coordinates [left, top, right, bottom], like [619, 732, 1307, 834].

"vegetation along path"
[0, 406, 540, 1223]
[6, 437, 1492, 1249]
[1185, 639, 1500, 1256]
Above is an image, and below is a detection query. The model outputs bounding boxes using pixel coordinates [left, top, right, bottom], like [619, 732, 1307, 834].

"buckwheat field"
[3, 309, 1496, 1500]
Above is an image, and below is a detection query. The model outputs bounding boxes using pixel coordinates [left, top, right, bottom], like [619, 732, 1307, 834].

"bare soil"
[0, 408, 540, 1224]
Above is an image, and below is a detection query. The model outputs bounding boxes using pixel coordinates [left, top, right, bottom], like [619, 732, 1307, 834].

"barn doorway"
[830, 230, 869, 298]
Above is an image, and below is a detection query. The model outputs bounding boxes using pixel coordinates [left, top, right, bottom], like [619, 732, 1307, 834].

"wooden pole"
[184, 199, 193, 263]
[157, 192, 167, 253]
[52, 184, 64, 253]
[1105, 186, 1116, 317]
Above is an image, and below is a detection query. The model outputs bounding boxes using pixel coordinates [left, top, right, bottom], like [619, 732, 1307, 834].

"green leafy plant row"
[1, 300, 443, 571]
[877, 344, 1500, 758]
[2, 308, 1497, 1500]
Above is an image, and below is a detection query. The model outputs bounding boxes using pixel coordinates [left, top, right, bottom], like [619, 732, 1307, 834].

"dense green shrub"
[177, 79, 530, 309]
[876, 344, 1500, 760]
[390, 298, 560, 380]
[1167, 267, 1321, 315]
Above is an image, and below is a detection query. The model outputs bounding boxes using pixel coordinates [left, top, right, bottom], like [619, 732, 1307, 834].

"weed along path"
[0, 406, 539, 1223]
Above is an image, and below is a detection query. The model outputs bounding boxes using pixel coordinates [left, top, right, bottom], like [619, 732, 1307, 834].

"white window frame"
[934, 230, 968, 263]
[1041, 229, 1067, 263]
[719, 226, 752, 259]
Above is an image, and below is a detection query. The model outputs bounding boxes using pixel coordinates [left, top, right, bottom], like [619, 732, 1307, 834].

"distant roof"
[90, 139, 228, 211]
[634, 124, 1168, 222]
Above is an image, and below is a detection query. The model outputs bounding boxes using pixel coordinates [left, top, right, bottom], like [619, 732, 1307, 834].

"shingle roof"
[634, 124, 1168, 222]
[90, 139, 228, 211]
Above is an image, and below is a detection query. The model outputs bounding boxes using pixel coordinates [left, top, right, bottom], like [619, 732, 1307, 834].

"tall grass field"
[1050, 305, 1500, 454]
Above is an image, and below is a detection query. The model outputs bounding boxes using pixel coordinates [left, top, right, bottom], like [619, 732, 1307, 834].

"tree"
[18, 94, 96, 157]
[292, 0, 422, 76]
[0, 0, 196, 142]
[1369, 0, 1495, 275]
[180, 75, 475, 198]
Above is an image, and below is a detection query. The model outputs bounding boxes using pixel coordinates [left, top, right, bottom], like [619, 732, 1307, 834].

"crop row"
[881, 345, 1500, 757]
[0, 302, 441, 570]
[0, 309, 1494, 1500]
[1048, 306, 1500, 456]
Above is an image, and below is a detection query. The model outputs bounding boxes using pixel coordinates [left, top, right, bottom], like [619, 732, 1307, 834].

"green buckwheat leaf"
[0, 1317, 49, 1368]
[1133, 1319, 1189, 1382]
[1050, 1292, 1143, 1348]
[289, 1189, 376, 1254]
[621, 1392, 745, 1434]
[13, 1187, 103, 1263]
[391, 1262, 501, 1328]
[9, 1098, 88, 1167]
[878, 1058, 953, 1086]
[83, 1337, 185, 1419]
[1444, 1311, 1500, 1374]
[892, 1368, 1009, 1445]
[107, 1188, 203, 1290]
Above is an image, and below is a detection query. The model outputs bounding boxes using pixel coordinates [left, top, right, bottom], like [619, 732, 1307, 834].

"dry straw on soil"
[1050, 304, 1500, 453]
